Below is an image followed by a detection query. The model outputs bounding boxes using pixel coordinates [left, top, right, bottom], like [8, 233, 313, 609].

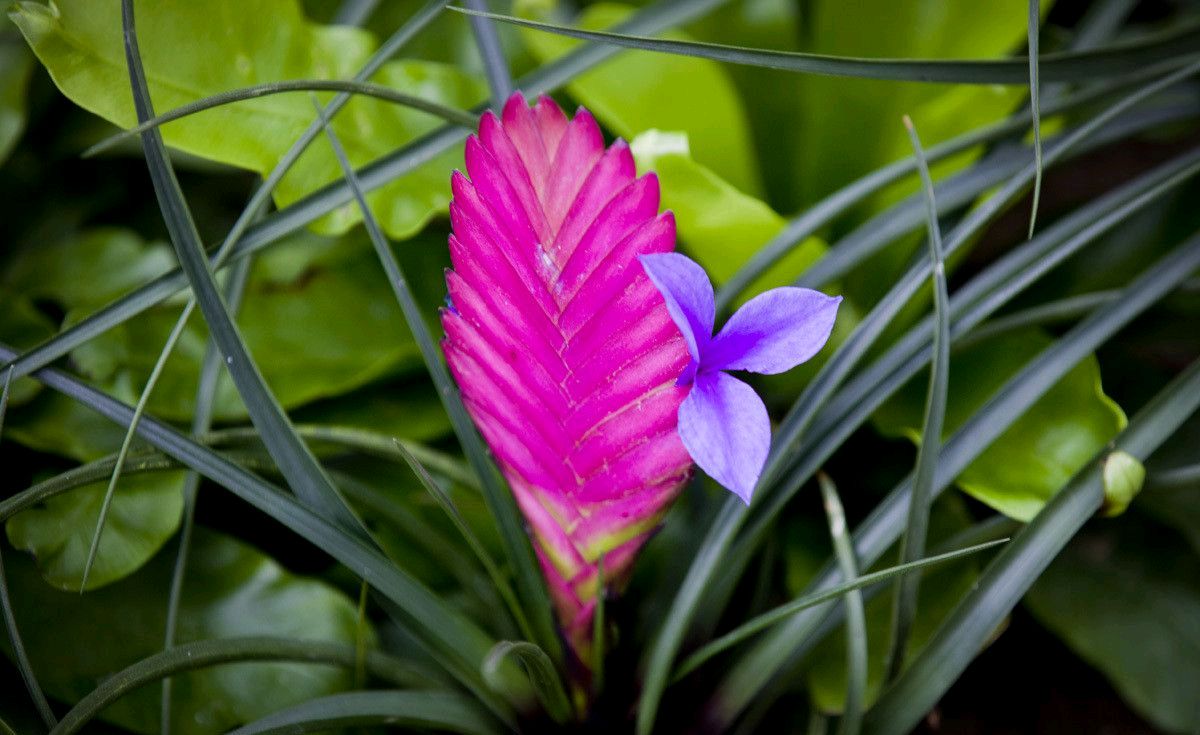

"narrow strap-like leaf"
[883, 117, 950, 681]
[454, 6, 1200, 84]
[224, 690, 500, 735]
[817, 474, 866, 735]
[84, 79, 477, 156]
[464, 0, 513, 106]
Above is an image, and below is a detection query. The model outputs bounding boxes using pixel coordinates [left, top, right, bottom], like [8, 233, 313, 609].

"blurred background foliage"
[1, 0, 1199, 733]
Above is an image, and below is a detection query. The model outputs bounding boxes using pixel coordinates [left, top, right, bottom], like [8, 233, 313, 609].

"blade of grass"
[672, 539, 1006, 682]
[0, 0, 726, 385]
[883, 116, 950, 682]
[225, 690, 500, 735]
[83, 79, 477, 157]
[46, 637, 451, 735]
[863, 355, 1200, 735]
[120, 0, 367, 537]
[817, 473, 866, 735]
[711, 228, 1200, 726]
[463, 0, 513, 106]
[0, 341, 513, 721]
[161, 254, 253, 735]
[1028, 0, 1043, 237]
[0, 367, 58, 731]
[313, 100, 561, 663]
[453, 6, 1200, 84]
[391, 438, 533, 643]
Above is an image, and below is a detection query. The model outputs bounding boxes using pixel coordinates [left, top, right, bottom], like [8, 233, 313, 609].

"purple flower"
[640, 253, 842, 504]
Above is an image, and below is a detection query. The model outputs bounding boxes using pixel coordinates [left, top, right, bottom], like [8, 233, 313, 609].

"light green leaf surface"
[1026, 518, 1200, 734]
[875, 329, 1126, 521]
[3, 528, 369, 735]
[6, 471, 184, 590]
[11, 0, 486, 238]
[518, 1, 761, 195]
[631, 129, 825, 299]
[1, 227, 176, 308]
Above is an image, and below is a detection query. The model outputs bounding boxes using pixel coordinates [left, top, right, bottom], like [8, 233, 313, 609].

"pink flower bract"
[441, 92, 692, 661]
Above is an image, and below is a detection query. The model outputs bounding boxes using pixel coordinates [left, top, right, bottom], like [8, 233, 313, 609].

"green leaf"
[874, 329, 1126, 521]
[1025, 517, 1200, 733]
[6, 471, 184, 591]
[517, 0, 761, 195]
[630, 129, 826, 299]
[11, 0, 487, 238]
[804, 497, 983, 713]
[1, 227, 176, 310]
[3, 528, 370, 735]
[0, 16, 34, 164]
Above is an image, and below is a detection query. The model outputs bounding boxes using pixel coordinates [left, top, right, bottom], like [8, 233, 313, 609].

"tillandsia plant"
[441, 92, 839, 663]
[3, 0, 1200, 734]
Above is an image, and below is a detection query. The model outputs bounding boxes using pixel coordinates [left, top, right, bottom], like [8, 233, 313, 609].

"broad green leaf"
[1025, 518, 1200, 734]
[0, 16, 34, 164]
[1, 227, 175, 308]
[803, 496, 983, 712]
[517, 1, 761, 195]
[11, 0, 486, 238]
[5, 471, 184, 590]
[5, 389, 128, 459]
[874, 329, 1126, 521]
[631, 130, 825, 299]
[3, 528, 370, 735]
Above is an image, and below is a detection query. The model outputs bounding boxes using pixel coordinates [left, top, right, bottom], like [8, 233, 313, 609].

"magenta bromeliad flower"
[441, 92, 840, 663]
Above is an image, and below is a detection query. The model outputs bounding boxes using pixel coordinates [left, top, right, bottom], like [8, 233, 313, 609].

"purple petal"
[678, 371, 770, 504]
[639, 252, 715, 362]
[705, 288, 841, 375]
